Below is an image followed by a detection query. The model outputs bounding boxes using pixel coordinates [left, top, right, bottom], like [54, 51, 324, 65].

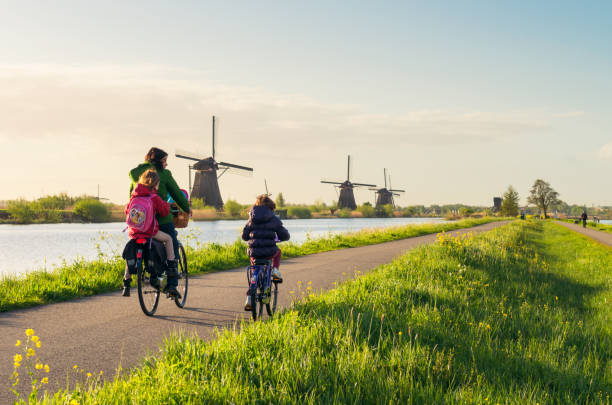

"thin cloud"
[0, 64, 568, 149]
[597, 142, 612, 160]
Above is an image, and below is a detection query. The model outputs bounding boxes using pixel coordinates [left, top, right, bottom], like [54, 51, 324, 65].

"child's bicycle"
[130, 238, 189, 316]
[246, 259, 281, 320]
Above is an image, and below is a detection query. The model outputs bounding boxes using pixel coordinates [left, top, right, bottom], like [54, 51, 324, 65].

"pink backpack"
[126, 195, 156, 236]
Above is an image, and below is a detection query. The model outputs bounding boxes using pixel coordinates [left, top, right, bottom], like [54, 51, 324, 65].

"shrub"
[337, 208, 352, 218]
[73, 199, 109, 222]
[7, 199, 37, 223]
[357, 203, 375, 218]
[37, 193, 74, 210]
[191, 198, 206, 210]
[376, 204, 394, 218]
[224, 200, 243, 217]
[287, 206, 312, 219]
[459, 207, 475, 217]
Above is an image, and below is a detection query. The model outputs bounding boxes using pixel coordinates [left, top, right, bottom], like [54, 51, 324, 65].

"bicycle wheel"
[249, 288, 258, 320]
[266, 281, 279, 317]
[137, 262, 160, 316]
[174, 243, 188, 308]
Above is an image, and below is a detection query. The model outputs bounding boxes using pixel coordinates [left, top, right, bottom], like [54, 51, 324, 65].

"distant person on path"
[242, 194, 290, 311]
[125, 147, 190, 298]
[581, 211, 588, 228]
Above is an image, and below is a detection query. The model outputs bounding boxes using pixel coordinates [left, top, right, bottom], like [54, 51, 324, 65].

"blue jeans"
[158, 221, 179, 287]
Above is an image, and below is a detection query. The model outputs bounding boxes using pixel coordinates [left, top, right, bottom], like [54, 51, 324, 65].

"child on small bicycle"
[123, 169, 179, 297]
[241, 194, 290, 310]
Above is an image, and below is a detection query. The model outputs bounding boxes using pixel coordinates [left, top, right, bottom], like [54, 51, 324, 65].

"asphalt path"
[1, 221, 508, 402]
[555, 221, 612, 247]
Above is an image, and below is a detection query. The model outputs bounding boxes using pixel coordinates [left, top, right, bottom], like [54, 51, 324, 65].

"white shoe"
[244, 295, 252, 311]
[271, 267, 283, 281]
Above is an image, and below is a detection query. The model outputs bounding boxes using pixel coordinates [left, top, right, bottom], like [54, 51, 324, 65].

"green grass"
[0, 218, 501, 312]
[32, 221, 611, 404]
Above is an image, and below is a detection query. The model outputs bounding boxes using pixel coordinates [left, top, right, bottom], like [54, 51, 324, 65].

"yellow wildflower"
[13, 354, 23, 363]
[70, 399, 79, 405]
[41, 377, 48, 384]
[14, 362, 21, 368]
[36, 363, 43, 370]
[15, 340, 21, 347]
[27, 348, 36, 358]
[25, 329, 35, 336]
[87, 372, 92, 377]
[31, 336, 39, 342]
[73, 365, 78, 369]
[36, 341, 41, 348]
[44, 364, 50, 373]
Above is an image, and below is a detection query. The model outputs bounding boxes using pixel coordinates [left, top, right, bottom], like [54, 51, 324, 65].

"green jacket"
[129, 162, 190, 225]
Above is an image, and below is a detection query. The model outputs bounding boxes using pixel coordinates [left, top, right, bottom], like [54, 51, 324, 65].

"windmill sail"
[175, 116, 253, 210]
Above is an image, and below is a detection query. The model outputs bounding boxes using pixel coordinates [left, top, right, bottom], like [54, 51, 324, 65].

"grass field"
[28, 221, 611, 404]
[0, 218, 501, 312]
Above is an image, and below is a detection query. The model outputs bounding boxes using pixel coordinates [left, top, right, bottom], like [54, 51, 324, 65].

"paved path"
[0, 221, 508, 402]
[555, 221, 612, 247]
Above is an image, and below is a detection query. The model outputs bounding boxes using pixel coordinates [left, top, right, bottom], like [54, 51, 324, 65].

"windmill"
[321, 155, 376, 210]
[369, 168, 405, 208]
[176, 116, 253, 210]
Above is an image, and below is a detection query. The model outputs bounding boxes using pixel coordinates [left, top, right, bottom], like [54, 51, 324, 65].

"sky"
[0, 1, 610, 207]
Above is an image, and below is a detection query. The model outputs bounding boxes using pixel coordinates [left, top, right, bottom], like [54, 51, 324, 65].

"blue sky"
[1, 1, 610, 206]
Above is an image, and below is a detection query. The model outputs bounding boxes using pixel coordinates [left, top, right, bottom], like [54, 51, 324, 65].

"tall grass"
[0, 218, 501, 312]
[35, 221, 612, 404]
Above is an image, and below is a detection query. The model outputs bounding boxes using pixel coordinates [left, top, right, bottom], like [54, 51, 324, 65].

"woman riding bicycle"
[242, 194, 290, 310]
[123, 147, 190, 298]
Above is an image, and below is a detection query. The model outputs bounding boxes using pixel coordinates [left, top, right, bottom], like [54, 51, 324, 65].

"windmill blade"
[353, 182, 377, 187]
[217, 165, 254, 179]
[393, 193, 402, 197]
[321, 180, 343, 185]
[264, 179, 271, 196]
[389, 189, 406, 193]
[218, 161, 253, 172]
[212, 116, 219, 160]
[347, 155, 353, 182]
[368, 188, 379, 191]
[175, 149, 208, 162]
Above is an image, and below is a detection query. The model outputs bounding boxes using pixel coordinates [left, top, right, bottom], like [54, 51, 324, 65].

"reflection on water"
[0, 217, 446, 276]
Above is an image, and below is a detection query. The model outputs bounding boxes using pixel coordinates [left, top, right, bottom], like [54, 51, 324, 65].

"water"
[600, 219, 612, 225]
[0, 217, 446, 276]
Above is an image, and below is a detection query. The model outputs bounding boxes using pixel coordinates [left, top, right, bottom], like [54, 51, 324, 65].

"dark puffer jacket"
[242, 206, 290, 258]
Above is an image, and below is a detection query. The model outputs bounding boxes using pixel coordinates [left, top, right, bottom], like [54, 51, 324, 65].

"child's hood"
[250, 205, 275, 224]
[131, 184, 155, 197]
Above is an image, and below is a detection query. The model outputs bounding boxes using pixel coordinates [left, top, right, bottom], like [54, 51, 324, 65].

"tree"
[275, 193, 285, 208]
[527, 179, 561, 218]
[73, 199, 109, 222]
[501, 185, 520, 217]
[224, 200, 243, 217]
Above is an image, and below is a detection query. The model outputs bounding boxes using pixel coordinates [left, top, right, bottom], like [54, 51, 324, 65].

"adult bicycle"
[247, 259, 281, 320]
[132, 238, 189, 316]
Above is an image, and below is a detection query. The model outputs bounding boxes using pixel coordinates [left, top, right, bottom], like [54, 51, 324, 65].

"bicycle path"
[555, 221, 612, 247]
[0, 221, 508, 402]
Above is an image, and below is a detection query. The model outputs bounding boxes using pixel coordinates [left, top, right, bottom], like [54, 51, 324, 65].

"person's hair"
[138, 169, 160, 189]
[144, 147, 168, 171]
[255, 194, 276, 211]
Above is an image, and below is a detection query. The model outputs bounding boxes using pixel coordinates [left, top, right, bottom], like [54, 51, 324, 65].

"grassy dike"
[35, 221, 611, 404]
[0, 218, 500, 312]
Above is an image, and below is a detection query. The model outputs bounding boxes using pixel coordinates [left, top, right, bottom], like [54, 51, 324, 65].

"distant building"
[493, 197, 502, 212]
